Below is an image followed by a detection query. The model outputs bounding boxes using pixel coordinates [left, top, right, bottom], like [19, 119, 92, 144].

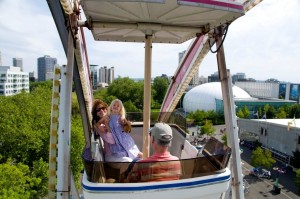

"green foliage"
[0, 81, 85, 197]
[106, 77, 148, 110]
[152, 76, 168, 104]
[221, 133, 227, 146]
[0, 89, 51, 165]
[107, 77, 137, 102]
[186, 109, 224, 126]
[200, 120, 215, 138]
[31, 159, 49, 197]
[287, 104, 300, 118]
[0, 159, 41, 199]
[93, 88, 108, 101]
[70, 116, 85, 188]
[292, 149, 300, 168]
[30, 80, 52, 92]
[263, 104, 276, 119]
[124, 100, 140, 112]
[236, 109, 245, 118]
[72, 93, 81, 115]
[236, 106, 250, 119]
[295, 169, 300, 193]
[275, 107, 287, 118]
[250, 147, 276, 169]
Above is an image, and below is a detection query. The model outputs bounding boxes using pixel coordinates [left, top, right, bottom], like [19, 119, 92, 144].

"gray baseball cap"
[149, 123, 173, 142]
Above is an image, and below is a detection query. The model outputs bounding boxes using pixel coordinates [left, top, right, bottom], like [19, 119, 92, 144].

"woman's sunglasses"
[96, 107, 106, 112]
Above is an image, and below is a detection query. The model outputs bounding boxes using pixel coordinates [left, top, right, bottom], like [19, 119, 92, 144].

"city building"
[90, 64, 98, 89]
[208, 72, 220, 82]
[98, 66, 114, 84]
[182, 82, 297, 114]
[238, 118, 300, 165]
[13, 58, 23, 71]
[179, 50, 199, 86]
[232, 73, 246, 83]
[198, 75, 208, 84]
[235, 81, 300, 103]
[0, 66, 29, 96]
[29, 71, 36, 82]
[37, 55, 57, 81]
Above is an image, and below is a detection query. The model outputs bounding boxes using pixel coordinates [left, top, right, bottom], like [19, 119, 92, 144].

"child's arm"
[100, 127, 115, 144]
[97, 115, 111, 132]
[120, 118, 132, 133]
[96, 117, 115, 144]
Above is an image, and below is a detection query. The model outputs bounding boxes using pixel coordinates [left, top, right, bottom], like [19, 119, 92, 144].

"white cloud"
[0, 0, 299, 83]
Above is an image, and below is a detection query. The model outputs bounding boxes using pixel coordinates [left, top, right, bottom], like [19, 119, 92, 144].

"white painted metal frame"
[216, 26, 244, 199]
[57, 31, 75, 199]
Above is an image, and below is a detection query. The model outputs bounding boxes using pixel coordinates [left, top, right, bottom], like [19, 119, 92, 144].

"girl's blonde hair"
[108, 99, 126, 119]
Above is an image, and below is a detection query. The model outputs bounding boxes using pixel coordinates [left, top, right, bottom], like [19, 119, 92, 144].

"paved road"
[188, 125, 300, 198]
[241, 146, 300, 199]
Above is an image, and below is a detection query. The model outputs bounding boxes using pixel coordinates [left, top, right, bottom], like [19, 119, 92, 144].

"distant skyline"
[0, 0, 300, 83]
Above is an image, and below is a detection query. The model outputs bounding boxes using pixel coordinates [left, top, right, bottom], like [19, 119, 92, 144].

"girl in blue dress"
[101, 99, 143, 163]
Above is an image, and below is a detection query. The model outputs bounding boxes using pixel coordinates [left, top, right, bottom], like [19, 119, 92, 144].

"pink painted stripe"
[161, 35, 205, 112]
[178, 0, 244, 11]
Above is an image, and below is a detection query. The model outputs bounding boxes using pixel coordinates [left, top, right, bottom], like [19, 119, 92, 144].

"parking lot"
[241, 146, 299, 199]
[188, 125, 300, 198]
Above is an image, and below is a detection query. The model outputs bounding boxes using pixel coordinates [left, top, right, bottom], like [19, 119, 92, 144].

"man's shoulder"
[139, 155, 179, 162]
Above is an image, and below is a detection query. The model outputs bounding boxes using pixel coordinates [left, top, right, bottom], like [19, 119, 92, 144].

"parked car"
[240, 140, 255, 150]
[250, 167, 271, 179]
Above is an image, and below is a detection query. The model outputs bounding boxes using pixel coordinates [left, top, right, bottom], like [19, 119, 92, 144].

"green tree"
[152, 76, 169, 104]
[250, 147, 276, 169]
[189, 110, 206, 125]
[0, 81, 85, 197]
[124, 100, 140, 112]
[107, 77, 137, 102]
[292, 149, 300, 168]
[31, 159, 49, 197]
[93, 88, 108, 101]
[275, 107, 287, 118]
[236, 109, 245, 118]
[200, 120, 215, 138]
[236, 106, 250, 118]
[295, 169, 300, 193]
[264, 104, 276, 119]
[29, 80, 52, 92]
[287, 104, 300, 118]
[221, 133, 227, 146]
[106, 77, 147, 110]
[0, 88, 51, 165]
[0, 159, 41, 199]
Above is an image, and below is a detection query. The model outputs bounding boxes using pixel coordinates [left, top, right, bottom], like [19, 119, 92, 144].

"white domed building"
[183, 82, 253, 113]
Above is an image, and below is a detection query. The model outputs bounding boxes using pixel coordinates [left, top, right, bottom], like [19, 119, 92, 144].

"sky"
[0, 0, 299, 83]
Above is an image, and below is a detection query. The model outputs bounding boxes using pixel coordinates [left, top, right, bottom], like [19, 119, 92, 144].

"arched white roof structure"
[183, 82, 252, 112]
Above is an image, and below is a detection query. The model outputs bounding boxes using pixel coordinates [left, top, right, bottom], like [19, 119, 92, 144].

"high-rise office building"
[37, 55, 57, 81]
[0, 66, 29, 96]
[90, 65, 98, 89]
[232, 72, 246, 83]
[179, 51, 199, 86]
[179, 51, 185, 64]
[13, 58, 23, 71]
[208, 72, 220, 82]
[99, 66, 114, 84]
[29, 71, 36, 82]
[108, 67, 114, 84]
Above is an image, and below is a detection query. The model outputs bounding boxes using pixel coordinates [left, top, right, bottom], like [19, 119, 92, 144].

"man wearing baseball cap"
[126, 123, 181, 182]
